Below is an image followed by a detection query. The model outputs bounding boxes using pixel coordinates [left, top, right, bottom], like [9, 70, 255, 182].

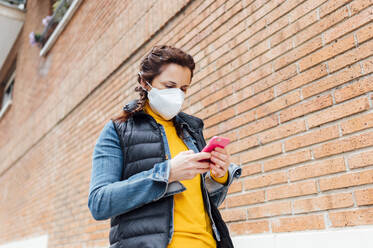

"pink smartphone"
[199, 136, 231, 162]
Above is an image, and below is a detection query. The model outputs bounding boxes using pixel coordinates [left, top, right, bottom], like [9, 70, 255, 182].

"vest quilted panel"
[109, 112, 172, 247]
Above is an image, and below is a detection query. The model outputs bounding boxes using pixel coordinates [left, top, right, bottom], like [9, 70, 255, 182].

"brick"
[220, 129, 238, 145]
[221, 208, 246, 222]
[204, 125, 220, 140]
[189, 84, 218, 108]
[329, 208, 373, 227]
[229, 220, 269, 235]
[272, 214, 325, 232]
[319, 169, 373, 191]
[341, 112, 373, 135]
[294, 193, 353, 214]
[201, 84, 234, 107]
[356, 21, 373, 46]
[238, 114, 279, 139]
[224, 110, 256, 133]
[231, 153, 240, 165]
[225, 84, 254, 105]
[241, 163, 262, 177]
[289, 157, 346, 182]
[285, 125, 340, 152]
[355, 188, 373, 206]
[287, 0, 322, 23]
[293, 3, 348, 48]
[276, 64, 327, 96]
[247, 201, 292, 219]
[237, 63, 272, 89]
[301, 63, 361, 99]
[335, 77, 373, 103]
[228, 180, 242, 194]
[329, 37, 373, 74]
[362, 56, 373, 74]
[245, 35, 271, 67]
[274, 36, 323, 72]
[198, 102, 219, 120]
[258, 119, 306, 144]
[236, 88, 275, 115]
[252, 64, 297, 94]
[348, 149, 373, 169]
[348, 0, 372, 16]
[229, 136, 259, 154]
[264, 1, 300, 24]
[255, 90, 301, 119]
[250, 37, 293, 71]
[298, 32, 354, 72]
[244, 171, 287, 190]
[279, 94, 333, 123]
[267, 180, 317, 201]
[319, 0, 352, 18]
[307, 97, 370, 128]
[323, 3, 372, 45]
[263, 149, 312, 172]
[227, 191, 265, 208]
[85, 222, 109, 233]
[89, 231, 109, 240]
[204, 106, 236, 128]
[313, 131, 373, 159]
[240, 142, 283, 164]
[271, 4, 317, 47]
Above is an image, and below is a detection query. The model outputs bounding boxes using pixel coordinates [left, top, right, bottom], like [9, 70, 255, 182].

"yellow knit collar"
[144, 100, 174, 126]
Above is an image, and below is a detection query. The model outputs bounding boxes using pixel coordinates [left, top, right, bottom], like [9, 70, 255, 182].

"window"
[0, 69, 15, 119]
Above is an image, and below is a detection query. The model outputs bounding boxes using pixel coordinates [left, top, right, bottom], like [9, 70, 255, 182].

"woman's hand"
[169, 150, 211, 183]
[210, 147, 231, 178]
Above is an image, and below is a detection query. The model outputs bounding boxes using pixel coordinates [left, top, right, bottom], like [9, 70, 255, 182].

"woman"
[88, 45, 241, 248]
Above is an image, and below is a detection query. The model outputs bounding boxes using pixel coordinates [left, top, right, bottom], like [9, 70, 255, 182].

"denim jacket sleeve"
[193, 126, 242, 208]
[87, 120, 172, 221]
[204, 162, 242, 207]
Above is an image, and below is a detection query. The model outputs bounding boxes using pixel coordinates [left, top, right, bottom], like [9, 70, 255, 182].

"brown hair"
[111, 45, 195, 124]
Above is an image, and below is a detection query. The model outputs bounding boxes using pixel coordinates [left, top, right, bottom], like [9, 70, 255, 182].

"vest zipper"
[202, 178, 221, 241]
[183, 127, 221, 241]
[156, 123, 175, 244]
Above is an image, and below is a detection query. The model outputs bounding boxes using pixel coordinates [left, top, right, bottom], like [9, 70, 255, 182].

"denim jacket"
[88, 119, 242, 243]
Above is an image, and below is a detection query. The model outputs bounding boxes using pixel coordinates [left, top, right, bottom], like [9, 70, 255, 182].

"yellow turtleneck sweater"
[143, 100, 227, 248]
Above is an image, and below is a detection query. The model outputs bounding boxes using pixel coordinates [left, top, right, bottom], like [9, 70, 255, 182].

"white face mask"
[139, 77, 185, 120]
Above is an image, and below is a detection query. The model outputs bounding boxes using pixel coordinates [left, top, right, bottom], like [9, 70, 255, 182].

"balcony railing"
[39, 0, 83, 56]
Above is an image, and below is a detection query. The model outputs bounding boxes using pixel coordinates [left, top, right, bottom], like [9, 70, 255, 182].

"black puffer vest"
[109, 100, 211, 248]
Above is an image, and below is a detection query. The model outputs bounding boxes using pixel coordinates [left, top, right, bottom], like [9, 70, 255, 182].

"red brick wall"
[0, 0, 372, 247]
[207, 0, 373, 235]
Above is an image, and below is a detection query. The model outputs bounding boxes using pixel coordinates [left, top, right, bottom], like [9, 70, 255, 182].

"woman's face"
[140, 63, 191, 94]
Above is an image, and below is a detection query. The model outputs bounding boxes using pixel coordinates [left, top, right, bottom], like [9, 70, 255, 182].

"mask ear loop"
[138, 72, 152, 92]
